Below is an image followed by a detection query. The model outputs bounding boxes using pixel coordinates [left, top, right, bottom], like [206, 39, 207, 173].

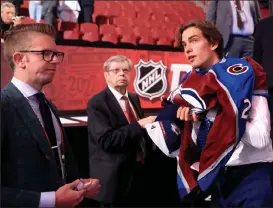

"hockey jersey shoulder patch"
[227, 64, 249, 75]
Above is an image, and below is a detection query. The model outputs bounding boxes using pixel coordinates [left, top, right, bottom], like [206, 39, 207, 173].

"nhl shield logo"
[134, 60, 167, 100]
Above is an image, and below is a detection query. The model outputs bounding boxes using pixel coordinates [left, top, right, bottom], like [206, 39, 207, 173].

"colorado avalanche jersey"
[145, 57, 268, 199]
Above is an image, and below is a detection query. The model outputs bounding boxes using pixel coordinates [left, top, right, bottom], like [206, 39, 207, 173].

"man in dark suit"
[253, 15, 273, 138]
[87, 55, 156, 206]
[206, 0, 260, 58]
[1, 23, 100, 207]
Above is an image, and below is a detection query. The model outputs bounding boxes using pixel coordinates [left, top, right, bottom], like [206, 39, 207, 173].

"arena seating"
[20, 1, 205, 47]
[19, 0, 270, 48]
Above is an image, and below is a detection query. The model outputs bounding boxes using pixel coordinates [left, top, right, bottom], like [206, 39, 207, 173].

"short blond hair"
[1, 1, 15, 13]
[4, 23, 56, 70]
[103, 55, 133, 72]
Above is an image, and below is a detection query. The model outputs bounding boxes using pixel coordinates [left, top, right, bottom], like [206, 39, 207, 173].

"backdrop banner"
[1, 44, 191, 110]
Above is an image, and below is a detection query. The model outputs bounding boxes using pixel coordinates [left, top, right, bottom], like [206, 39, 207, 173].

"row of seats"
[20, 1, 206, 47]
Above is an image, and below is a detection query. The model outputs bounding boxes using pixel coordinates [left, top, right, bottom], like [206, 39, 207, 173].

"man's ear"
[104, 72, 108, 80]
[211, 41, 219, 51]
[13, 52, 26, 69]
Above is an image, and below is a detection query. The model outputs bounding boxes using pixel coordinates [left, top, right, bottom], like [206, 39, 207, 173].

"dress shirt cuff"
[39, 191, 56, 208]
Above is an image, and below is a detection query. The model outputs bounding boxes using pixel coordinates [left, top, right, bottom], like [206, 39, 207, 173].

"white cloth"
[226, 95, 273, 165]
[58, 0, 81, 22]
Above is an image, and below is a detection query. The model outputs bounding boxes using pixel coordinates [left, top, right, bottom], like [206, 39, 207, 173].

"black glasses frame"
[19, 50, 65, 63]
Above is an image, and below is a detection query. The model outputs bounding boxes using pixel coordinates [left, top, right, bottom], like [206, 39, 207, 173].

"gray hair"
[103, 55, 133, 71]
[1, 2, 15, 13]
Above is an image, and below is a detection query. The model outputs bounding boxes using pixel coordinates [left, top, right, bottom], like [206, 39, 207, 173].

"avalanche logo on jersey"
[227, 64, 249, 75]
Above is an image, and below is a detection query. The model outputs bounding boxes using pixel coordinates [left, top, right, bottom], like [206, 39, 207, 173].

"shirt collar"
[195, 57, 227, 72]
[108, 85, 128, 101]
[11, 77, 40, 98]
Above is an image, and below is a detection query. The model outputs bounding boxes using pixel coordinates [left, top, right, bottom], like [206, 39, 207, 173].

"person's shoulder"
[1, 87, 12, 109]
[222, 57, 259, 73]
[87, 88, 107, 107]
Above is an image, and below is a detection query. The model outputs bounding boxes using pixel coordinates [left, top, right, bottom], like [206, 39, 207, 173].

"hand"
[55, 179, 86, 208]
[12, 16, 22, 26]
[81, 178, 101, 199]
[138, 116, 156, 128]
[176, 106, 199, 122]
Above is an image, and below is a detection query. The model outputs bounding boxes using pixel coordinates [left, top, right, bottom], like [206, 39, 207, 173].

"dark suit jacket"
[87, 87, 150, 204]
[1, 82, 79, 207]
[253, 15, 273, 88]
[206, 0, 260, 48]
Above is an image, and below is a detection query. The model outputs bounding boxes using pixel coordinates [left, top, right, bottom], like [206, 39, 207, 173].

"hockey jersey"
[145, 57, 268, 199]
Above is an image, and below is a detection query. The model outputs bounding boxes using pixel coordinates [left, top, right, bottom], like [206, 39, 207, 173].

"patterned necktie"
[235, 0, 244, 29]
[196, 117, 212, 153]
[36, 92, 62, 178]
[122, 96, 146, 163]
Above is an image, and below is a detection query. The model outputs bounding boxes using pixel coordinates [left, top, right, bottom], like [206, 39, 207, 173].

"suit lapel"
[128, 92, 143, 119]
[5, 82, 54, 160]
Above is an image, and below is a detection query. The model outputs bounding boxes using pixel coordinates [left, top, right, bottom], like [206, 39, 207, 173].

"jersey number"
[241, 98, 251, 119]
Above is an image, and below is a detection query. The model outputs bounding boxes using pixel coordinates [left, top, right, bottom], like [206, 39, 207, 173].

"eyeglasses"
[107, 68, 131, 74]
[19, 50, 64, 63]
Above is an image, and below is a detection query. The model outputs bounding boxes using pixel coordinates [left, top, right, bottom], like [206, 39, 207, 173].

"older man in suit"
[206, 0, 260, 58]
[1, 23, 100, 207]
[87, 55, 157, 207]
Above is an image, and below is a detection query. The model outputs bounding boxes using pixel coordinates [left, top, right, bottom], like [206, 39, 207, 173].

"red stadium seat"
[151, 11, 166, 22]
[113, 16, 132, 27]
[63, 31, 80, 40]
[115, 25, 133, 37]
[80, 23, 98, 34]
[82, 32, 99, 42]
[120, 33, 137, 45]
[138, 34, 155, 45]
[99, 24, 117, 36]
[101, 34, 118, 44]
[80, 23, 99, 42]
[137, 10, 152, 20]
[99, 24, 118, 44]
[58, 21, 79, 32]
[121, 6, 137, 19]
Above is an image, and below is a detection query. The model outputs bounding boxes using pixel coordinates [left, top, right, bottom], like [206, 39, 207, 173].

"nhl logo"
[134, 60, 167, 100]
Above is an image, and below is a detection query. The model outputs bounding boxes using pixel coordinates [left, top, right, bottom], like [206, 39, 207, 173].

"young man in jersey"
[146, 20, 273, 207]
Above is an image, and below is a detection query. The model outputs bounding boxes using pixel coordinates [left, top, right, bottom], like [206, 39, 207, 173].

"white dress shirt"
[108, 85, 138, 120]
[230, 0, 255, 35]
[11, 77, 64, 208]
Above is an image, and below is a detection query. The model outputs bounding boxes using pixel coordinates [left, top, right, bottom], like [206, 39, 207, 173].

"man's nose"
[118, 69, 125, 75]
